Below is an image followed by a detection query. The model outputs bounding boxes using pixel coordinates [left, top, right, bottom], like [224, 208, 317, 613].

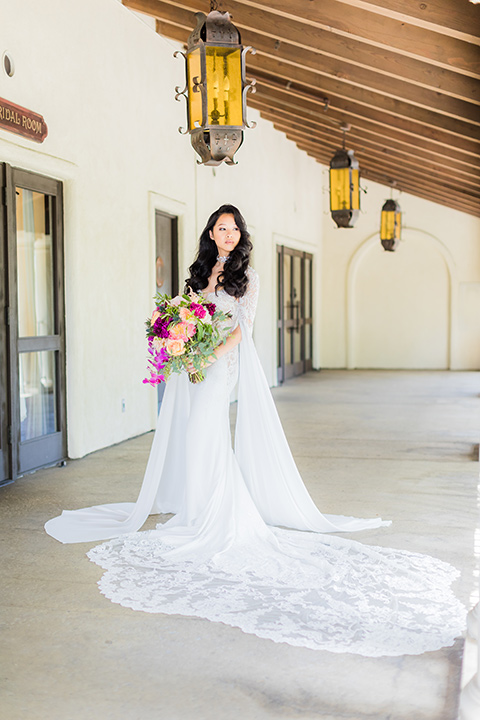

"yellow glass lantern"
[380, 199, 401, 251]
[175, 10, 256, 165]
[329, 148, 360, 228]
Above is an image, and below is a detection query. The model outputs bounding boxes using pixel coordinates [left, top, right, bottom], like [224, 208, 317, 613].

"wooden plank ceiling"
[124, 0, 480, 217]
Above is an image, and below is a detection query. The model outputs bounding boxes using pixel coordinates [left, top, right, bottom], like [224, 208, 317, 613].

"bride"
[45, 204, 465, 656]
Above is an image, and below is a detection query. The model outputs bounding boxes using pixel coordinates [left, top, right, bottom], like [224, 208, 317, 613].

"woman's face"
[210, 213, 241, 257]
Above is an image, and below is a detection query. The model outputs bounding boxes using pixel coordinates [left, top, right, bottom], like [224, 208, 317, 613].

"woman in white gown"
[45, 205, 465, 657]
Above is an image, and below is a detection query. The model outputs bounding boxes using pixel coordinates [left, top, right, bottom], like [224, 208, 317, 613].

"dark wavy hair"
[185, 204, 252, 299]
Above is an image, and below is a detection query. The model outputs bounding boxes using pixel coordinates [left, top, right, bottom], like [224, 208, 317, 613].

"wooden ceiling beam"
[305, 142, 480, 216]
[334, 0, 480, 41]
[248, 95, 480, 170]
[254, 104, 480, 180]
[293, 141, 480, 214]
[246, 54, 480, 127]
[264, 116, 480, 190]
[297, 142, 480, 217]
[126, 0, 480, 103]
[299, 145, 480, 216]
[358, 176, 480, 218]
[232, 0, 480, 76]
[289, 134, 480, 205]
[284, 132, 480, 205]
[250, 68, 480, 139]
[252, 85, 480, 153]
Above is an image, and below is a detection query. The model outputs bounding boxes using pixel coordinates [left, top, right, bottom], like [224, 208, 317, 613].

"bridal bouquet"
[143, 291, 232, 385]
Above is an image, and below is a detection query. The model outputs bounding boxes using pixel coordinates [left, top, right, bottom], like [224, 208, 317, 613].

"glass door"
[1, 165, 66, 482]
[0, 165, 9, 484]
[277, 246, 313, 383]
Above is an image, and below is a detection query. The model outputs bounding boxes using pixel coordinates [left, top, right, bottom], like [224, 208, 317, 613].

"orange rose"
[151, 310, 161, 325]
[166, 338, 185, 356]
[179, 307, 195, 323]
[169, 322, 189, 341]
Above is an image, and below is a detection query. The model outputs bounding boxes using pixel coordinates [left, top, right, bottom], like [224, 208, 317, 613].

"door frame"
[1, 164, 67, 483]
[0, 164, 11, 483]
[155, 209, 179, 297]
[277, 245, 313, 384]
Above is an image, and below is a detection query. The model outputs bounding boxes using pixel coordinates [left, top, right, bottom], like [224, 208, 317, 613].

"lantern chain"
[210, 0, 218, 11]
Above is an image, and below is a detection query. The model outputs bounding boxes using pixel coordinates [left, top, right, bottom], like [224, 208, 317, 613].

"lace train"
[87, 526, 465, 657]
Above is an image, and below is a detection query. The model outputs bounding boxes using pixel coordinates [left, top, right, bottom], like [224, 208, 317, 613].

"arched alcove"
[346, 229, 458, 369]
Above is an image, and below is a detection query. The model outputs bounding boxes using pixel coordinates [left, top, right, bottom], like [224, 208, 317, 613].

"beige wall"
[320, 175, 480, 370]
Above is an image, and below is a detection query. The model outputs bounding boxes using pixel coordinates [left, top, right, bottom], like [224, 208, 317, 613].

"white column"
[460, 602, 480, 720]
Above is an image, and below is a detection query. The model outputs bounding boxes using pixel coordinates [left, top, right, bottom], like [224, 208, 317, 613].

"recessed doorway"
[277, 245, 313, 383]
[155, 210, 178, 411]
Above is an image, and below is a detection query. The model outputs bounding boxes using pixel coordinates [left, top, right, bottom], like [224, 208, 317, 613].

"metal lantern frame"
[380, 198, 402, 251]
[329, 145, 360, 229]
[174, 10, 256, 166]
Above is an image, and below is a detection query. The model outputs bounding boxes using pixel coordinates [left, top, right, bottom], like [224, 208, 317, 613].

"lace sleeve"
[238, 267, 259, 333]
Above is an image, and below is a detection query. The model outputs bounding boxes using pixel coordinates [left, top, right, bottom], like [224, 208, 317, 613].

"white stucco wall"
[320, 171, 480, 370]
[1, 0, 324, 458]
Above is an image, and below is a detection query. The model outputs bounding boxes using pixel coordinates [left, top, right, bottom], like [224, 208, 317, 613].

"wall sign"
[0, 97, 48, 143]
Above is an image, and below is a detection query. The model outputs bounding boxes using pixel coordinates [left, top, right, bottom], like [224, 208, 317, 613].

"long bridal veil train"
[45, 269, 465, 656]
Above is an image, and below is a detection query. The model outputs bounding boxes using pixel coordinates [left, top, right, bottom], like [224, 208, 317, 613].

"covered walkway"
[2, 370, 479, 720]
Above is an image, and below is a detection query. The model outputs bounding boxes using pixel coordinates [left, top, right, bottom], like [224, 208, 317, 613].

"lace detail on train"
[87, 526, 465, 657]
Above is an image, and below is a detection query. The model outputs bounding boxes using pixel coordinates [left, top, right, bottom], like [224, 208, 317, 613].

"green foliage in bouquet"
[144, 291, 232, 385]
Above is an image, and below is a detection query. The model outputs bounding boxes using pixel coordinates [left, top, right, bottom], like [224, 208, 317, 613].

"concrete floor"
[1, 370, 479, 720]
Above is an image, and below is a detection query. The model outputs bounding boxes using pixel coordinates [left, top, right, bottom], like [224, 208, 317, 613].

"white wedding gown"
[45, 268, 465, 656]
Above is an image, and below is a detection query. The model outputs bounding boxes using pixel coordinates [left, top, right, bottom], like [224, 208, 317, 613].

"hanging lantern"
[329, 147, 360, 228]
[174, 8, 256, 166]
[380, 199, 401, 251]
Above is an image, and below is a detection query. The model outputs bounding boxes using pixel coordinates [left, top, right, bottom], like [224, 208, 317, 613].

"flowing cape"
[45, 321, 388, 544]
[236, 323, 388, 532]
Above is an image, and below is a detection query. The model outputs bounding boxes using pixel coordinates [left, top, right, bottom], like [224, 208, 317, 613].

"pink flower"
[151, 310, 161, 325]
[169, 322, 190, 341]
[179, 306, 195, 323]
[169, 296, 182, 307]
[142, 374, 165, 386]
[166, 338, 185, 356]
[185, 323, 196, 338]
[189, 302, 206, 319]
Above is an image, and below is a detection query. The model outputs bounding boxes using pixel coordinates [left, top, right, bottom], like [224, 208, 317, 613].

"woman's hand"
[186, 355, 213, 374]
[186, 326, 242, 375]
[186, 359, 196, 374]
[211, 325, 242, 362]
